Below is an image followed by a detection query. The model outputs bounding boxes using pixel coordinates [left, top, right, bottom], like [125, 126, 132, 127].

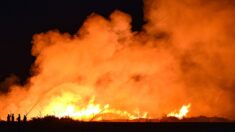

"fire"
[0, 0, 235, 121]
[167, 104, 191, 119]
[40, 92, 149, 121]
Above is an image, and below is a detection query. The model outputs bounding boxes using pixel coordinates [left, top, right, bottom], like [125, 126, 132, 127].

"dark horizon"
[0, 115, 235, 132]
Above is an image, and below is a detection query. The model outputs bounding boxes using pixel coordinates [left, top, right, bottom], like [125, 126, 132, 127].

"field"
[0, 116, 234, 132]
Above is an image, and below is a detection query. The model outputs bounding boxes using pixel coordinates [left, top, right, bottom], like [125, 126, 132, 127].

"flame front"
[167, 104, 191, 119]
[40, 92, 148, 121]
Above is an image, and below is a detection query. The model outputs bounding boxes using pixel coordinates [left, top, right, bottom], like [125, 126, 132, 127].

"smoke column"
[0, 0, 235, 119]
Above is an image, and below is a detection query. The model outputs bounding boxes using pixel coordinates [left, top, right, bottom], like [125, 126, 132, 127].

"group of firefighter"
[7, 114, 27, 123]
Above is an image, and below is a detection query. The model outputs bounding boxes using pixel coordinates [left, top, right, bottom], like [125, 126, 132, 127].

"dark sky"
[0, 0, 144, 83]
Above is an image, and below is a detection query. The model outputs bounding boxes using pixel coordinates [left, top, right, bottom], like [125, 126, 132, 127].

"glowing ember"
[167, 104, 191, 119]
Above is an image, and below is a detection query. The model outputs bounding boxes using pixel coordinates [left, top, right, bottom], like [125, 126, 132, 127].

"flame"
[1, 0, 235, 120]
[40, 92, 149, 121]
[167, 104, 191, 119]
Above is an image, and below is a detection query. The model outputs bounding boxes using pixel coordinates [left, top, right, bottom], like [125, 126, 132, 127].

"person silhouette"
[17, 114, 21, 123]
[11, 114, 15, 122]
[7, 114, 11, 122]
[23, 115, 27, 123]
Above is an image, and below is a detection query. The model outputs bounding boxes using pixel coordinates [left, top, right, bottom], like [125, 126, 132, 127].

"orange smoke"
[0, 0, 235, 121]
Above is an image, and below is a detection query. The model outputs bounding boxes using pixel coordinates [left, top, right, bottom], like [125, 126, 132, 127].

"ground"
[0, 116, 234, 132]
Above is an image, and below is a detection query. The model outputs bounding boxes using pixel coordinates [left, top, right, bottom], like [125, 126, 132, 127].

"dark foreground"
[0, 121, 235, 132]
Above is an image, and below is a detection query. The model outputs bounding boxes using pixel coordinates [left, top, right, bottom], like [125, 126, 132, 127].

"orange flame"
[40, 92, 149, 121]
[167, 104, 191, 119]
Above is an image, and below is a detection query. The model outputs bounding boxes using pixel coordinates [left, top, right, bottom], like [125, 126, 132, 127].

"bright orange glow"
[1, 0, 235, 121]
[167, 104, 191, 119]
[41, 92, 149, 121]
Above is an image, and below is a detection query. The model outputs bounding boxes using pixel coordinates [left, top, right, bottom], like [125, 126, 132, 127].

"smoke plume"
[0, 0, 235, 120]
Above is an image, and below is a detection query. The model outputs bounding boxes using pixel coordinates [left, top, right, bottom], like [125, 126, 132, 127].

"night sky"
[0, 0, 144, 83]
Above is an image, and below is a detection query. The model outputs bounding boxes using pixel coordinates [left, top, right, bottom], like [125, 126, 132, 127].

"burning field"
[0, 0, 235, 122]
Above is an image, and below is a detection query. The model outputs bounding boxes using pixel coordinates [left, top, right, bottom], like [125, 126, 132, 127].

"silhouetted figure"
[23, 115, 27, 123]
[7, 114, 11, 122]
[17, 114, 21, 123]
[11, 114, 15, 122]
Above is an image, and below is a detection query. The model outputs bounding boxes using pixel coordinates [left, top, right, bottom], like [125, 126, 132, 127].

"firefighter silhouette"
[11, 114, 14, 122]
[23, 115, 27, 122]
[7, 114, 11, 122]
[17, 114, 21, 123]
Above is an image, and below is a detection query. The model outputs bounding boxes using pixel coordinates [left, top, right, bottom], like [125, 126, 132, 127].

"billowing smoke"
[0, 0, 235, 120]
[144, 0, 235, 118]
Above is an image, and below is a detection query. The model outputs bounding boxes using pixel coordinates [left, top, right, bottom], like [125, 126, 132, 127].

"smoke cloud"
[0, 0, 235, 119]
